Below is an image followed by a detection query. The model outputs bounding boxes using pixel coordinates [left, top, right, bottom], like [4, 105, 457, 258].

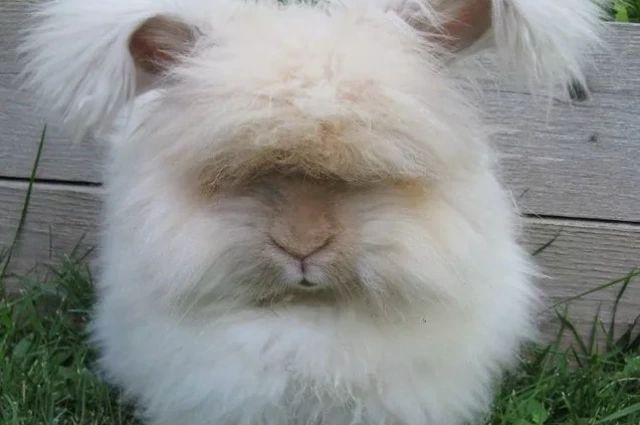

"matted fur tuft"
[17, 1, 605, 425]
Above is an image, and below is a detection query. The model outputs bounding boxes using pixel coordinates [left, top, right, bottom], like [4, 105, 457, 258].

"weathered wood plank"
[0, 1, 28, 76]
[0, 74, 107, 183]
[485, 90, 640, 223]
[2, 181, 638, 339]
[0, 181, 101, 291]
[524, 217, 640, 342]
[0, 0, 107, 183]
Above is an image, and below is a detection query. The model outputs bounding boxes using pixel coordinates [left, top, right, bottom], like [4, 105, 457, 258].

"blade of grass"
[615, 314, 640, 353]
[607, 271, 634, 350]
[544, 270, 640, 313]
[594, 402, 640, 424]
[555, 308, 588, 355]
[1, 126, 47, 288]
[587, 304, 603, 356]
[531, 232, 561, 257]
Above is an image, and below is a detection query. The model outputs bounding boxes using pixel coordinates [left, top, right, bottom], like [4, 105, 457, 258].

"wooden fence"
[1, 2, 639, 340]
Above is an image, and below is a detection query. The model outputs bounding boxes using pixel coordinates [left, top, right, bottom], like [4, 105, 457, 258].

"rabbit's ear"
[130, 15, 200, 78]
[429, 0, 493, 52]
[19, 2, 202, 142]
[399, 0, 608, 96]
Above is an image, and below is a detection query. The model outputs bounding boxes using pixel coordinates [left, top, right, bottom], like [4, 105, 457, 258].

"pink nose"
[268, 200, 337, 260]
[269, 234, 332, 260]
[266, 180, 339, 265]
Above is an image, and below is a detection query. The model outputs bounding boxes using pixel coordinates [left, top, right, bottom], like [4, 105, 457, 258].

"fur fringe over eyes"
[18, 0, 608, 146]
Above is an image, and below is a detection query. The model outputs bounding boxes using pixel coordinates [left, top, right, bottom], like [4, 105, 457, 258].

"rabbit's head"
[20, 0, 605, 314]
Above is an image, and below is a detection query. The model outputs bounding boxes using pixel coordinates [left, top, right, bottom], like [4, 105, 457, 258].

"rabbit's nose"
[269, 229, 333, 260]
[269, 209, 337, 259]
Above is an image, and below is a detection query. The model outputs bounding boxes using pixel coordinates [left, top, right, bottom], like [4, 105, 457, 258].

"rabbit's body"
[19, 0, 606, 424]
[95, 133, 533, 424]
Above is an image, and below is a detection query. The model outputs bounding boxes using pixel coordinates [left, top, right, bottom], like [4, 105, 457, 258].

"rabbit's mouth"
[298, 279, 316, 288]
[252, 285, 357, 309]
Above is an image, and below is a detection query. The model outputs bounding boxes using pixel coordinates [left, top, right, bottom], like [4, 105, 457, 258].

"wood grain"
[2, 181, 638, 339]
[0, 1, 28, 76]
[523, 218, 640, 342]
[485, 89, 640, 223]
[0, 74, 107, 184]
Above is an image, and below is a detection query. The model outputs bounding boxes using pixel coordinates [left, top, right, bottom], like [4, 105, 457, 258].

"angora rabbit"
[19, 0, 606, 424]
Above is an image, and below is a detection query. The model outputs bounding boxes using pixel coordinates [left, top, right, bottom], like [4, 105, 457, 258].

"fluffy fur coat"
[19, 1, 606, 424]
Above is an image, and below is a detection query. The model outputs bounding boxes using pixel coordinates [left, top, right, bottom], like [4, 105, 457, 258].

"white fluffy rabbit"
[19, 1, 606, 424]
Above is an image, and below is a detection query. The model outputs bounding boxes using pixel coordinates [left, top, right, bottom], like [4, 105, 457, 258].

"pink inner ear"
[129, 15, 197, 74]
[439, 0, 492, 51]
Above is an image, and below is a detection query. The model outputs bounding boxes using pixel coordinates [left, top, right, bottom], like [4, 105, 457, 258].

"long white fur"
[18, 1, 606, 425]
[490, 0, 607, 96]
[18, 0, 234, 141]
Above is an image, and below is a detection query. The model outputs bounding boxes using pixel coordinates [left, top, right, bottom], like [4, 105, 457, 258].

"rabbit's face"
[114, 166, 472, 315]
[194, 175, 440, 310]
[102, 4, 494, 314]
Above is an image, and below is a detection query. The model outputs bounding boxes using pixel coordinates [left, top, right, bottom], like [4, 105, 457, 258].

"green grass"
[0, 260, 134, 425]
[612, 0, 640, 23]
[1, 259, 639, 425]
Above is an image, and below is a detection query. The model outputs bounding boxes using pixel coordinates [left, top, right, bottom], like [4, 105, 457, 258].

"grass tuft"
[0, 259, 135, 425]
[612, 0, 640, 23]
